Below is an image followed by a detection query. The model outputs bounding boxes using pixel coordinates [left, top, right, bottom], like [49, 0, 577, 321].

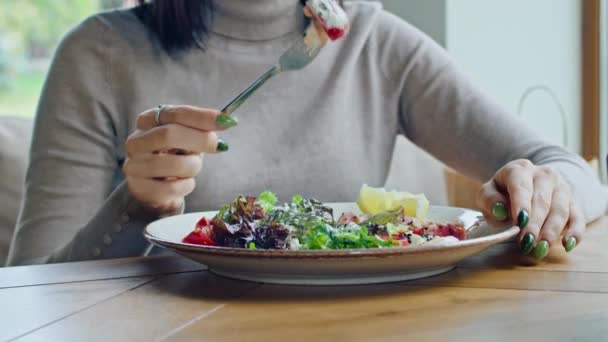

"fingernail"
[492, 202, 508, 221]
[216, 114, 238, 128]
[532, 240, 549, 260]
[520, 233, 535, 255]
[216, 139, 229, 152]
[517, 210, 529, 229]
[564, 236, 577, 253]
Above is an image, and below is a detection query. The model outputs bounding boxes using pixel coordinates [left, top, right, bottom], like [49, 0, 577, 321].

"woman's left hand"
[476, 159, 584, 260]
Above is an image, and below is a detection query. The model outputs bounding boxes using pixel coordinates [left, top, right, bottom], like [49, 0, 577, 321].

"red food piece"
[326, 27, 345, 40]
[430, 224, 449, 237]
[392, 231, 409, 240]
[195, 217, 212, 229]
[388, 236, 409, 247]
[413, 228, 424, 236]
[183, 229, 216, 246]
[337, 212, 361, 225]
[428, 223, 467, 240]
[182, 217, 217, 246]
[446, 223, 467, 240]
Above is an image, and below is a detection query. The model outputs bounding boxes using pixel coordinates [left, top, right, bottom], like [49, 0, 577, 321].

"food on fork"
[304, 0, 350, 41]
[182, 186, 467, 250]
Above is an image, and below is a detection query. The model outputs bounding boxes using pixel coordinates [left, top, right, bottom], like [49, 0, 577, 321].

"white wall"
[379, 0, 582, 153]
[445, 0, 582, 153]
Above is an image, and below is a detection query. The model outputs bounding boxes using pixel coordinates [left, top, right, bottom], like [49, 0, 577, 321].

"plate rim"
[144, 205, 520, 259]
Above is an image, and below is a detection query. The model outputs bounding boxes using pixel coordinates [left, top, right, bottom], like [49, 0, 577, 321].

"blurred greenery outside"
[0, 0, 128, 117]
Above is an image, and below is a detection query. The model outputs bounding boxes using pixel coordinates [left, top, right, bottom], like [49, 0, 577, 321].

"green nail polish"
[216, 114, 238, 128]
[520, 233, 535, 255]
[492, 202, 508, 221]
[217, 139, 229, 152]
[565, 237, 577, 253]
[532, 240, 549, 260]
[517, 210, 529, 228]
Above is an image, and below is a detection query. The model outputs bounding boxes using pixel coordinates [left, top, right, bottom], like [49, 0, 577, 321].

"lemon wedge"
[389, 191, 429, 219]
[356, 185, 386, 214]
[356, 184, 429, 219]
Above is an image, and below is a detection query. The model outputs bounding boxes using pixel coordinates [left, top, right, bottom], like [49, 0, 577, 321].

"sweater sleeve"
[6, 16, 163, 266]
[376, 10, 608, 222]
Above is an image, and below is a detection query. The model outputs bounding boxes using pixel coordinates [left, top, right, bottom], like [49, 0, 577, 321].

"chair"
[0, 116, 33, 266]
[385, 136, 449, 206]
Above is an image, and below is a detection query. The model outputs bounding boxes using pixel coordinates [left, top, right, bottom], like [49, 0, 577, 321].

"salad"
[182, 188, 467, 250]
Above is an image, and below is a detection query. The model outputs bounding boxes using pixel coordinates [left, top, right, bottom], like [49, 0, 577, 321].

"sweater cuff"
[49, 181, 180, 263]
[551, 161, 608, 223]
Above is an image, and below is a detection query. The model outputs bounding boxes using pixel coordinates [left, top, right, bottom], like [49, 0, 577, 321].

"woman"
[7, 0, 607, 265]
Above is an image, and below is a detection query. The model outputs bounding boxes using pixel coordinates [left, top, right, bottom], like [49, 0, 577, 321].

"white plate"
[145, 203, 519, 285]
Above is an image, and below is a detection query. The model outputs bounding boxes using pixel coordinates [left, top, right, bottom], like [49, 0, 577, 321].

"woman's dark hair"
[134, 0, 215, 55]
[134, 0, 343, 55]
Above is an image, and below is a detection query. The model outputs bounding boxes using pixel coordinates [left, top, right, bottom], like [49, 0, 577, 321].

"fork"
[220, 20, 326, 116]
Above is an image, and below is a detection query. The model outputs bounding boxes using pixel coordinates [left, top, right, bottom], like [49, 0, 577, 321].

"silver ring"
[155, 105, 167, 126]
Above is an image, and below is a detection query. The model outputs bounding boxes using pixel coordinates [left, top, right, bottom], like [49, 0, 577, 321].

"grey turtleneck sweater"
[7, 0, 607, 265]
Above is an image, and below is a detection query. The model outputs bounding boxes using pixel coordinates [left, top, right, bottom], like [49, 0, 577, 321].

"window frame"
[582, 0, 602, 167]
[600, 0, 607, 182]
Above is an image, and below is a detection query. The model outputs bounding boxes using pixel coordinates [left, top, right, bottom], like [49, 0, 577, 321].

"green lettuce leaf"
[301, 224, 332, 250]
[292, 194, 303, 205]
[257, 191, 278, 212]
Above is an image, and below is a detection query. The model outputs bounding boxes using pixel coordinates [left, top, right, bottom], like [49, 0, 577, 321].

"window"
[0, 0, 132, 118]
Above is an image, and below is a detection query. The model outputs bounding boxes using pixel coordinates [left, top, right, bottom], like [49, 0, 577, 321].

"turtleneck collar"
[212, 0, 305, 41]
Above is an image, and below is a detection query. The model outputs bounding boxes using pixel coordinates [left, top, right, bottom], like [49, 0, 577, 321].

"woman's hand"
[476, 159, 584, 260]
[123, 105, 237, 215]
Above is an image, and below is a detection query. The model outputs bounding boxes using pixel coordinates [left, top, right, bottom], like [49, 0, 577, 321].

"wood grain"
[17, 272, 259, 342]
[0, 276, 153, 341]
[459, 216, 608, 273]
[411, 267, 608, 293]
[167, 284, 608, 342]
[16, 266, 608, 341]
[0, 255, 204, 289]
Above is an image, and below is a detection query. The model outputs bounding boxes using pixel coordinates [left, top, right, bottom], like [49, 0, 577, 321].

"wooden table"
[1, 217, 607, 342]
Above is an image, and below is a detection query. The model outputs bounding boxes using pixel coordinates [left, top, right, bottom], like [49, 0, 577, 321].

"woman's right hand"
[123, 105, 237, 215]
